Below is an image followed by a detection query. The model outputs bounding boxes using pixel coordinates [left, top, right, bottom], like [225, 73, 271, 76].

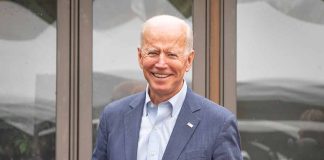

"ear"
[185, 50, 195, 72]
[138, 48, 143, 69]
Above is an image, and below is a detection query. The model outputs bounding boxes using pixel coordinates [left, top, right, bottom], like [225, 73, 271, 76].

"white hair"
[140, 15, 193, 54]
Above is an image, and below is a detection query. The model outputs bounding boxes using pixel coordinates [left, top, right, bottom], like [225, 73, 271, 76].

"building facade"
[1, 0, 324, 160]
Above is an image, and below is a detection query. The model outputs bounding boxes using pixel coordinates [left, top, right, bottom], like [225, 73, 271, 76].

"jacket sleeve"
[92, 110, 109, 160]
[213, 114, 243, 160]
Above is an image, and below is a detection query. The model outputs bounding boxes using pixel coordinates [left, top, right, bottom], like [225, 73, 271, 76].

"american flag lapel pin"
[187, 122, 194, 128]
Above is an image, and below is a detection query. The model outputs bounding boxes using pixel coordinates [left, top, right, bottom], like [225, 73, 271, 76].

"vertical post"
[192, 0, 208, 97]
[56, 0, 92, 159]
[56, 0, 71, 159]
[222, 0, 237, 113]
[78, 0, 93, 159]
[70, 0, 80, 158]
[209, 0, 221, 104]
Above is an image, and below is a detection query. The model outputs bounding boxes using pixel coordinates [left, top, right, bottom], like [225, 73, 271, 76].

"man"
[93, 15, 242, 160]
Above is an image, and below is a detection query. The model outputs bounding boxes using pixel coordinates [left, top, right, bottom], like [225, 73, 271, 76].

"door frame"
[56, 0, 237, 159]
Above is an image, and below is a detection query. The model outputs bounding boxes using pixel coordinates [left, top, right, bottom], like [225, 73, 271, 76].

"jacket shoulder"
[102, 91, 145, 116]
[188, 90, 235, 119]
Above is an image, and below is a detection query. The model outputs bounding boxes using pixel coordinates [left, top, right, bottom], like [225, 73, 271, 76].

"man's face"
[138, 25, 194, 103]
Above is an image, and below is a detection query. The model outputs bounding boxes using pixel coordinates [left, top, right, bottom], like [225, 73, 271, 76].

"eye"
[147, 51, 159, 57]
[143, 49, 159, 57]
[167, 52, 178, 59]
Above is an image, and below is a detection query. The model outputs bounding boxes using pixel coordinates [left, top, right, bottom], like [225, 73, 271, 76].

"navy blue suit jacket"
[93, 88, 242, 160]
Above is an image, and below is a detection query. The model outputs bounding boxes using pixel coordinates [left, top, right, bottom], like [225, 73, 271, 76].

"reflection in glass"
[92, 0, 193, 148]
[0, 0, 56, 159]
[237, 0, 324, 160]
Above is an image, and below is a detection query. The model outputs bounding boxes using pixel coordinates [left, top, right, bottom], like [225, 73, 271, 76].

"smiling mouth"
[152, 73, 170, 78]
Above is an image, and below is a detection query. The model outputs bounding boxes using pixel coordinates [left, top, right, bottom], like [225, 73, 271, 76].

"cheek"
[173, 64, 188, 76]
[177, 60, 190, 72]
[141, 59, 153, 68]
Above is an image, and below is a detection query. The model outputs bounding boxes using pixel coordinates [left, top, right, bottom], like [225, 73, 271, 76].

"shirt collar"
[144, 81, 187, 117]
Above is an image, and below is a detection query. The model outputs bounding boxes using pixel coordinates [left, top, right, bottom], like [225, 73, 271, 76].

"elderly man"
[92, 15, 242, 160]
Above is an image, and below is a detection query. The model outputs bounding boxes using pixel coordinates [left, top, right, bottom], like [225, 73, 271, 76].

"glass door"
[237, 1, 324, 159]
[92, 0, 193, 149]
[0, 0, 57, 159]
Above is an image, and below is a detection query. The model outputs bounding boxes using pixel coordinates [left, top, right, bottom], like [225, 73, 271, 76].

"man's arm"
[92, 110, 109, 160]
[213, 114, 242, 160]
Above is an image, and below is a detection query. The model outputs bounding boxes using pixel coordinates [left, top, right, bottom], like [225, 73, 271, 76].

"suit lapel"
[162, 90, 201, 160]
[124, 92, 145, 160]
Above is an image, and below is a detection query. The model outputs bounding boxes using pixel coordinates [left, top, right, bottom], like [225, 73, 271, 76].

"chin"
[150, 85, 169, 92]
[150, 85, 171, 94]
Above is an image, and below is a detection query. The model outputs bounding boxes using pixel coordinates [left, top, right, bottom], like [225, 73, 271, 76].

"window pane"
[237, 1, 324, 160]
[0, 0, 56, 159]
[92, 0, 193, 149]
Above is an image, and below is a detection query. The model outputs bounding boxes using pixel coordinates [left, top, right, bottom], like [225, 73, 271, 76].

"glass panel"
[237, 1, 324, 160]
[0, 0, 56, 159]
[92, 0, 193, 149]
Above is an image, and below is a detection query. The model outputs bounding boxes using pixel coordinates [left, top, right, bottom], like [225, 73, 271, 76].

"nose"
[155, 53, 168, 68]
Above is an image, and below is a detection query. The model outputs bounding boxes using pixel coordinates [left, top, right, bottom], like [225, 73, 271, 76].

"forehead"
[142, 25, 187, 49]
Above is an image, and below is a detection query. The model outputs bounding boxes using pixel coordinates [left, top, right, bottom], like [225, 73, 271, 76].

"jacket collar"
[124, 92, 145, 160]
[162, 88, 201, 160]
[124, 89, 202, 160]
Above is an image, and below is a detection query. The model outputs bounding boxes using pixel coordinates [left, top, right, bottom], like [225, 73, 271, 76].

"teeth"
[153, 73, 168, 78]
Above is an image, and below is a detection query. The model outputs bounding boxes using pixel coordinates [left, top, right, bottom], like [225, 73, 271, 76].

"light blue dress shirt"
[137, 82, 187, 160]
